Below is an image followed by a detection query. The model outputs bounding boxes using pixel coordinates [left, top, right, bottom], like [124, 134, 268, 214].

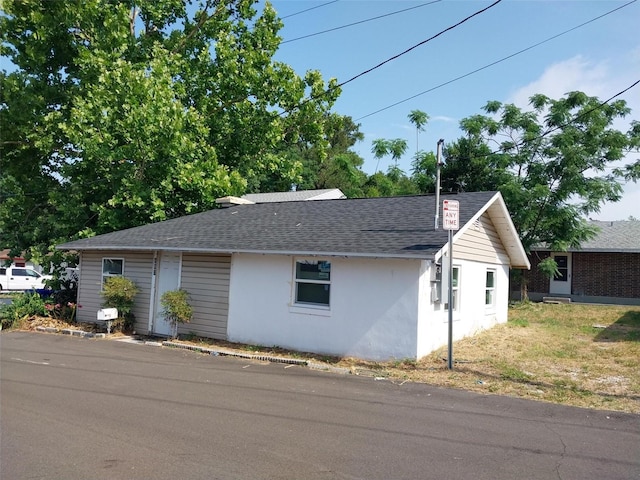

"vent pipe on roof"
[434, 139, 444, 230]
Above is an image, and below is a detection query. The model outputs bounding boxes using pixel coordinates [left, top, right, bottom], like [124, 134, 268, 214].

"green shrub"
[0, 293, 47, 329]
[101, 276, 139, 333]
[160, 289, 193, 337]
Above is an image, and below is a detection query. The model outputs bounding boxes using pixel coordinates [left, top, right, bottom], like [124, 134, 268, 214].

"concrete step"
[542, 296, 571, 304]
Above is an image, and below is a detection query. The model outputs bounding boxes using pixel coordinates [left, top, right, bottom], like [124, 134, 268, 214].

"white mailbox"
[97, 308, 118, 321]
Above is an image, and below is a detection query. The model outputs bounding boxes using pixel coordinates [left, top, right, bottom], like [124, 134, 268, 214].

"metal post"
[447, 228, 454, 369]
[434, 139, 444, 230]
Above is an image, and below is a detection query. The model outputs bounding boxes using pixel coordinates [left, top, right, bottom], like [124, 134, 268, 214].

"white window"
[485, 269, 496, 307]
[294, 259, 331, 307]
[445, 266, 460, 311]
[102, 258, 124, 285]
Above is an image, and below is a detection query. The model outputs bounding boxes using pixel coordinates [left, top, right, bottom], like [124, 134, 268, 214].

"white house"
[57, 191, 530, 361]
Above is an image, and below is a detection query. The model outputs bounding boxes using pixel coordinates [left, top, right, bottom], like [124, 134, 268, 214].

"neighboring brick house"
[514, 221, 640, 305]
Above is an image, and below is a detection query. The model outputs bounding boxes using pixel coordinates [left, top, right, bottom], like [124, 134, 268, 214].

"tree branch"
[171, 0, 224, 55]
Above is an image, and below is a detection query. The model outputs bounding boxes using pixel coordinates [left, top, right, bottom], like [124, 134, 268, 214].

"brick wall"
[512, 251, 640, 299]
[572, 252, 640, 298]
[510, 252, 551, 295]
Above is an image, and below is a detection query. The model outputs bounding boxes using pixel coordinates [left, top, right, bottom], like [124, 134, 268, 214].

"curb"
[36, 326, 106, 339]
[163, 341, 310, 366]
[33, 327, 353, 376]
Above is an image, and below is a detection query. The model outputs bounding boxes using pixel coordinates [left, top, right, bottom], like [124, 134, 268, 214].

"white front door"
[549, 253, 571, 295]
[153, 252, 181, 336]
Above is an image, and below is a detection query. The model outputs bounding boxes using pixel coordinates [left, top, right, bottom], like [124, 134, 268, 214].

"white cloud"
[508, 55, 609, 108]
[432, 115, 457, 123]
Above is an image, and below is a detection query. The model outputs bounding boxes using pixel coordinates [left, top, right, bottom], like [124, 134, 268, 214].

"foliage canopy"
[0, 0, 341, 259]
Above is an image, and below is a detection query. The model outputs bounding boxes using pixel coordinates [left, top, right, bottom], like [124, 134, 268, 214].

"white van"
[0, 266, 52, 291]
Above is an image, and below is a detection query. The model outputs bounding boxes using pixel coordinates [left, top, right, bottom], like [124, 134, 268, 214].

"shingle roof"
[577, 221, 640, 252]
[241, 188, 345, 203]
[57, 192, 522, 261]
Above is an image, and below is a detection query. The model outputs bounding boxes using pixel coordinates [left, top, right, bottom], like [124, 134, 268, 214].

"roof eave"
[56, 244, 436, 261]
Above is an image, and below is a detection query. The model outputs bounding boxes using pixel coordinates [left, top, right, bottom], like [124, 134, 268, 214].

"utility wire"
[535, 78, 640, 142]
[454, 78, 640, 165]
[356, 0, 637, 121]
[281, 1, 441, 44]
[2, 82, 637, 201]
[277, 0, 502, 117]
[281, 1, 339, 20]
[336, 0, 502, 89]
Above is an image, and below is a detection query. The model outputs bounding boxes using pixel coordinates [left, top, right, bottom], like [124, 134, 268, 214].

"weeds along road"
[1, 331, 638, 480]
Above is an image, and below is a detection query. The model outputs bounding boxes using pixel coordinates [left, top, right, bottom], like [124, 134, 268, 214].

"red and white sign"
[443, 200, 460, 230]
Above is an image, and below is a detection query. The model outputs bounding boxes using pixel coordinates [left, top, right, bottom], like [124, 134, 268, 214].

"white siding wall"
[227, 254, 421, 361]
[76, 251, 153, 334]
[417, 259, 510, 358]
[178, 253, 230, 339]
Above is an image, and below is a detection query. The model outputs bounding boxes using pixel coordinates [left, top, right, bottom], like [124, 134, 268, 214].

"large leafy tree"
[441, 92, 638, 252]
[0, 0, 340, 260]
[293, 113, 368, 197]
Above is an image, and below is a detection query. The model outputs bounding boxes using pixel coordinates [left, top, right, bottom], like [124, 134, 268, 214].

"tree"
[441, 92, 638, 297]
[411, 151, 438, 194]
[371, 138, 408, 173]
[293, 113, 367, 196]
[0, 0, 341, 261]
[443, 92, 636, 252]
[407, 109, 429, 155]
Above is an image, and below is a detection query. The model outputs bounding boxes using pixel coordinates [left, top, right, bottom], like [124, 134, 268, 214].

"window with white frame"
[294, 259, 331, 307]
[445, 266, 460, 311]
[485, 269, 496, 307]
[102, 258, 124, 286]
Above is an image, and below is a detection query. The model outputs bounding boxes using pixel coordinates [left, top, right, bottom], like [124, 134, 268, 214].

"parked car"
[0, 266, 52, 291]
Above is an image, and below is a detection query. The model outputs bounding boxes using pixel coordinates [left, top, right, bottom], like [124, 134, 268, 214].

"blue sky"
[269, 0, 640, 220]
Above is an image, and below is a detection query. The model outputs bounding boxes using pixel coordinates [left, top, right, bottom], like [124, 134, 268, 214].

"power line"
[453, 78, 640, 166]
[3, 81, 637, 201]
[538, 78, 640, 140]
[278, 0, 502, 117]
[356, 0, 637, 121]
[281, 1, 339, 20]
[336, 0, 502, 89]
[281, 1, 441, 44]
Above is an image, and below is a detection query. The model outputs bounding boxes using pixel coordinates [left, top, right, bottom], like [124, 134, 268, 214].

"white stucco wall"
[417, 258, 510, 358]
[227, 253, 422, 361]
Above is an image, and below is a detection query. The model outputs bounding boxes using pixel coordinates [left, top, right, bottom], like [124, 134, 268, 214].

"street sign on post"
[443, 200, 459, 231]
[442, 199, 460, 369]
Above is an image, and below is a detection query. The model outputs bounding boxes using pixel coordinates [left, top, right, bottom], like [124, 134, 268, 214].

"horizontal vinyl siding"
[124, 253, 153, 334]
[456, 214, 509, 264]
[76, 251, 153, 334]
[76, 252, 103, 324]
[178, 253, 231, 339]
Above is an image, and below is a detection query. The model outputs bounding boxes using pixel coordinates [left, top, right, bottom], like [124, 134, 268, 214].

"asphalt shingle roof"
[578, 220, 640, 252]
[57, 192, 499, 259]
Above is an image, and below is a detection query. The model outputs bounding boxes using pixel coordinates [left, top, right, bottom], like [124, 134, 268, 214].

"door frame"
[549, 252, 572, 296]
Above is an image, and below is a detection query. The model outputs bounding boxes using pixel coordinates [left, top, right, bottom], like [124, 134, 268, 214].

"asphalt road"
[1, 332, 638, 480]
